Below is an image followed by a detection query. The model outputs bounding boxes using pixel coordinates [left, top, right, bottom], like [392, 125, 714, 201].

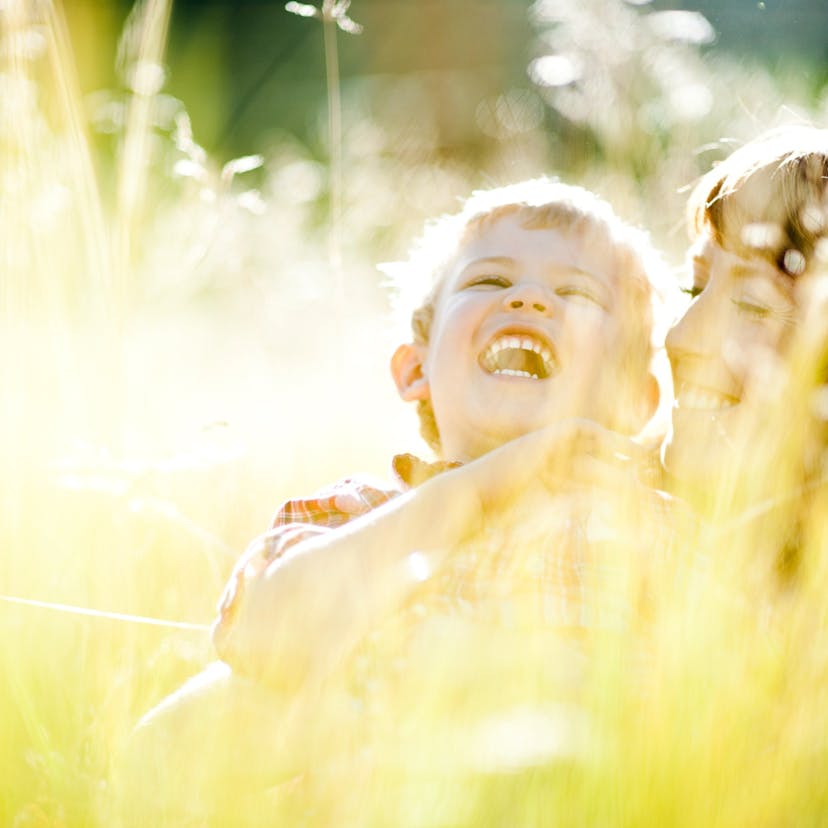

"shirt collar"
[392, 453, 462, 489]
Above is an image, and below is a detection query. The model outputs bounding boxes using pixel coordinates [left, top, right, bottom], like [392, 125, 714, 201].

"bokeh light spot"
[783, 248, 806, 276]
[647, 11, 715, 45]
[128, 60, 166, 96]
[528, 54, 582, 88]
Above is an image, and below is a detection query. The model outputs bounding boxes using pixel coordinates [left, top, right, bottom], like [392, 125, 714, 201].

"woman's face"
[663, 231, 799, 485]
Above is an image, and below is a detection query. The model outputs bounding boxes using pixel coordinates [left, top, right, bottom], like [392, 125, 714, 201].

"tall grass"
[2, 0, 828, 825]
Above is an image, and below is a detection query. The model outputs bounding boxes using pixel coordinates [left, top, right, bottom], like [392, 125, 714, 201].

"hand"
[464, 418, 655, 514]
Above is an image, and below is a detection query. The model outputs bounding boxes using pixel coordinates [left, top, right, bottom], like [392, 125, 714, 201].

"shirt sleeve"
[212, 476, 401, 666]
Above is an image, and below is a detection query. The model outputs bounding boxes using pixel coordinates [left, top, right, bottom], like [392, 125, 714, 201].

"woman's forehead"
[718, 175, 789, 235]
[709, 161, 827, 271]
[691, 233, 799, 308]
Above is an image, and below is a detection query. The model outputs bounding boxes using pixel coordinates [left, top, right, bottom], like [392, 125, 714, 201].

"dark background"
[66, 0, 828, 160]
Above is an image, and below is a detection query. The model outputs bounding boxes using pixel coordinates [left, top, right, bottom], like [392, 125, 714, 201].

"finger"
[567, 453, 644, 493]
[543, 420, 650, 465]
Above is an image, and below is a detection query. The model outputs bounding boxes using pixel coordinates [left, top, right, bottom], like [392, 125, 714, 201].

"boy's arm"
[214, 465, 484, 693]
[215, 419, 649, 694]
[214, 476, 401, 633]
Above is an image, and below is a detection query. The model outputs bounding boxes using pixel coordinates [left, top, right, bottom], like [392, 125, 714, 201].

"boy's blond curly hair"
[387, 179, 674, 454]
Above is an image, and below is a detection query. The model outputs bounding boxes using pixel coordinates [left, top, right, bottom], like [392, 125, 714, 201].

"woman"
[663, 126, 828, 581]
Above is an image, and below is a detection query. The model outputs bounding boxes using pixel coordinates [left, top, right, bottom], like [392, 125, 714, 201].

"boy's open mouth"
[478, 333, 557, 380]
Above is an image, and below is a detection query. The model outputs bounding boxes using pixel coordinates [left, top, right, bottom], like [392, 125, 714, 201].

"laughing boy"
[127, 179, 673, 820]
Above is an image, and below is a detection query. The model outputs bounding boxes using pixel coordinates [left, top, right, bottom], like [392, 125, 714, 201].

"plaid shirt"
[214, 455, 461, 659]
[214, 452, 675, 667]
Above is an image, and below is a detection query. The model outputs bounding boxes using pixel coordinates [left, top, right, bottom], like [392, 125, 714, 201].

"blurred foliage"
[1, 0, 828, 826]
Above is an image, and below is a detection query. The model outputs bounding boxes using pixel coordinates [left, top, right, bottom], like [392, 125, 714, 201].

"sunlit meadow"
[3, 0, 828, 825]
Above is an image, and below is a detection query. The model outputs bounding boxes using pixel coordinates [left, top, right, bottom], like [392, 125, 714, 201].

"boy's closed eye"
[465, 275, 512, 289]
[556, 284, 606, 308]
[464, 277, 606, 307]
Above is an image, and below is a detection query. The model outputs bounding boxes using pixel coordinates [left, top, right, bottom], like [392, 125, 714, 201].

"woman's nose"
[666, 286, 724, 362]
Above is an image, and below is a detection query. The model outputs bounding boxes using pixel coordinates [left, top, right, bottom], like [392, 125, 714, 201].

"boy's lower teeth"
[481, 347, 551, 378]
[493, 368, 540, 379]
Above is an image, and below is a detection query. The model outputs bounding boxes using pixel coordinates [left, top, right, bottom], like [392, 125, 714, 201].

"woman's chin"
[662, 433, 718, 492]
[663, 407, 781, 514]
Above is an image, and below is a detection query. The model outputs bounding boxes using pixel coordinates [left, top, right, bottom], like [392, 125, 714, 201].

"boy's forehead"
[448, 212, 621, 283]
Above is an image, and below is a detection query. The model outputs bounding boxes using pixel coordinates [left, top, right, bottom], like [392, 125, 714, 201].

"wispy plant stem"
[116, 0, 172, 313]
[286, 0, 361, 315]
[322, 4, 344, 296]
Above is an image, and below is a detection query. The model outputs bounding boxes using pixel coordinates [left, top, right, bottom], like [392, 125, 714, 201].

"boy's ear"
[632, 372, 661, 432]
[643, 372, 660, 421]
[391, 343, 430, 402]
[619, 370, 662, 435]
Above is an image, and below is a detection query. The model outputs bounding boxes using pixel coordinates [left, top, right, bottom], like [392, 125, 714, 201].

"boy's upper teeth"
[480, 333, 557, 379]
[676, 384, 738, 411]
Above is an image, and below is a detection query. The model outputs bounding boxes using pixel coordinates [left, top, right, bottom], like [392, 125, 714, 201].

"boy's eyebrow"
[565, 267, 610, 286]
[458, 256, 516, 271]
[459, 256, 608, 284]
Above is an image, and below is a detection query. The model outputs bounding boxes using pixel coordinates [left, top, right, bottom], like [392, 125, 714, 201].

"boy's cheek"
[567, 330, 619, 369]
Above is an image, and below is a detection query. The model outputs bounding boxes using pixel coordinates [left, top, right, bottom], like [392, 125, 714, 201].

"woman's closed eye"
[731, 296, 797, 327]
[731, 297, 771, 320]
[681, 285, 704, 300]
[732, 275, 797, 325]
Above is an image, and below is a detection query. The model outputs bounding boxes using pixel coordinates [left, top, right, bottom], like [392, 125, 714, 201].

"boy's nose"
[508, 298, 547, 311]
[502, 283, 552, 315]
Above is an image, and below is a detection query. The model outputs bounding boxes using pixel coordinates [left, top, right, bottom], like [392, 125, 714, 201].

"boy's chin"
[440, 418, 544, 462]
[474, 411, 579, 452]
